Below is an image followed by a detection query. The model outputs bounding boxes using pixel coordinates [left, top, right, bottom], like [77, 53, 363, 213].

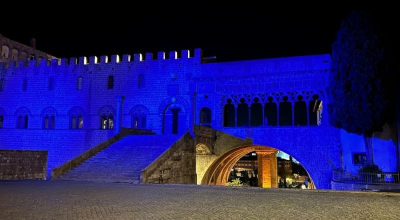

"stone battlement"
[0, 48, 203, 69]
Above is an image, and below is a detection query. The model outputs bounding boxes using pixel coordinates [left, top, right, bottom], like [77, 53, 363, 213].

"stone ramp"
[54, 134, 180, 183]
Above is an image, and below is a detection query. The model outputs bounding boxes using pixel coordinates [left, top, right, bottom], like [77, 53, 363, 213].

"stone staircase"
[54, 134, 180, 184]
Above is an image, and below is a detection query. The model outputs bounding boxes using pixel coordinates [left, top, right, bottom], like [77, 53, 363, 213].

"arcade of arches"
[223, 93, 323, 127]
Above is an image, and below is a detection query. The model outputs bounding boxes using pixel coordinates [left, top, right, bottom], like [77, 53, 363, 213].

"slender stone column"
[115, 95, 125, 134]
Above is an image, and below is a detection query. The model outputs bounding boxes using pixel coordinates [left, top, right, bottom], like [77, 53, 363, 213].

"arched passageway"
[201, 146, 279, 188]
[201, 145, 315, 189]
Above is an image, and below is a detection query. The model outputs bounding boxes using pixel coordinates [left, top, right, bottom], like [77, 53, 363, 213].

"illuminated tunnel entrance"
[200, 145, 314, 189]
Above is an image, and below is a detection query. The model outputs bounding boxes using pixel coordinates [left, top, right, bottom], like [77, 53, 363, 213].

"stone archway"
[201, 145, 279, 188]
[158, 96, 189, 135]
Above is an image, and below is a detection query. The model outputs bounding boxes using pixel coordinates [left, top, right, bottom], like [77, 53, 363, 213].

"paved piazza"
[0, 180, 399, 220]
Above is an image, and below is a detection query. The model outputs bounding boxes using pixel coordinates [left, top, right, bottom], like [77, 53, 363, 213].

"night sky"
[1, 7, 380, 62]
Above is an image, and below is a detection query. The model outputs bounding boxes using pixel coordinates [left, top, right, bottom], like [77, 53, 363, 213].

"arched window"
[11, 48, 18, 61]
[20, 51, 27, 61]
[264, 96, 277, 126]
[250, 97, 263, 126]
[101, 114, 114, 129]
[98, 106, 115, 130]
[223, 98, 235, 127]
[237, 98, 249, 127]
[1, 45, 9, 58]
[199, 107, 211, 128]
[130, 105, 148, 129]
[41, 107, 56, 129]
[279, 96, 292, 126]
[294, 95, 307, 126]
[309, 94, 322, 126]
[15, 107, 30, 129]
[68, 107, 84, 129]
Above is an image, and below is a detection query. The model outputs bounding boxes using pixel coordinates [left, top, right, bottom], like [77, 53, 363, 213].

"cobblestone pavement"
[1, 180, 400, 220]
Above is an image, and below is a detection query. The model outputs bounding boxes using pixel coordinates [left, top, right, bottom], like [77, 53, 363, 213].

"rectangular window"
[353, 153, 366, 165]
[138, 74, 145, 89]
[77, 76, 83, 90]
[22, 78, 28, 91]
[48, 76, 55, 91]
[0, 115, 3, 128]
[107, 75, 114, 89]
[0, 78, 4, 92]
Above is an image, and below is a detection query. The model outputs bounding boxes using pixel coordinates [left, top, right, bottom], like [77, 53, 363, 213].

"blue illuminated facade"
[0, 37, 398, 188]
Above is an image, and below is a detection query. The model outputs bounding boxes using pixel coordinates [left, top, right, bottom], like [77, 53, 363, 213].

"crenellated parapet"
[0, 48, 203, 71]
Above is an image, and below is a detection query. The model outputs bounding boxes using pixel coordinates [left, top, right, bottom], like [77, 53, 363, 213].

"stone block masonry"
[0, 149, 47, 180]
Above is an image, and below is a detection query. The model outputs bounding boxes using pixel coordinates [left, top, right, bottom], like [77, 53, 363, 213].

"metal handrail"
[332, 171, 400, 185]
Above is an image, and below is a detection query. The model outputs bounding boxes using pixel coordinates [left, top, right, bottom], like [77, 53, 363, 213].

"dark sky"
[1, 7, 371, 62]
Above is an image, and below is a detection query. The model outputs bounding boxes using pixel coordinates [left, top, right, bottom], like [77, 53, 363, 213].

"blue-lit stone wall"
[0, 48, 398, 186]
[0, 49, 202, 178]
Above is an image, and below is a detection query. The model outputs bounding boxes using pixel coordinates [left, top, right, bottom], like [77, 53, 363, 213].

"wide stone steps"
[55, 134, 180, 183]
